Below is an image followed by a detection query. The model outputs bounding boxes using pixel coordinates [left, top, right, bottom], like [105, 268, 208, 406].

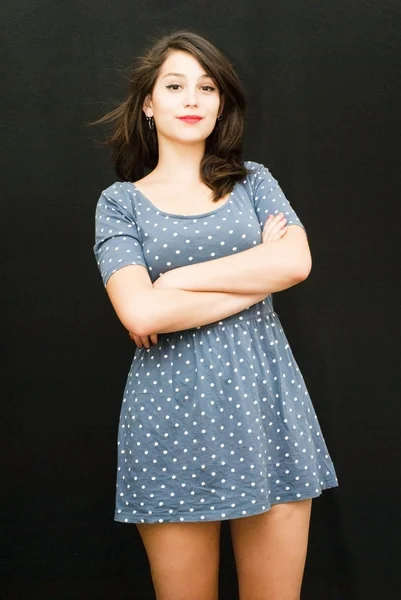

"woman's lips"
[178, 117, 203, 123]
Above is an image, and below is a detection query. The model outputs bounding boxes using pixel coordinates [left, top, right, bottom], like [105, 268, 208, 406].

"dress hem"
[114, 478, 339, 524]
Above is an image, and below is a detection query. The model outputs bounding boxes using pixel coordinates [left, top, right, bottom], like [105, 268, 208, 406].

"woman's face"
[143, 50, 223, 145]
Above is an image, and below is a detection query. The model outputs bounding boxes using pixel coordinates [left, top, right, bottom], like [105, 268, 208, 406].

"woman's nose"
[184, 88, 199, 106]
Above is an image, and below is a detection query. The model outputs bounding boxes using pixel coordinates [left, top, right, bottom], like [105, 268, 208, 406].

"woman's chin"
[162, 131, 210, 146]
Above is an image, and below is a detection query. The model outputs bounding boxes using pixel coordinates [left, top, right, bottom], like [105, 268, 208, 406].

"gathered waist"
[131, 297, 279, 356]
[167, 296, 275, 339]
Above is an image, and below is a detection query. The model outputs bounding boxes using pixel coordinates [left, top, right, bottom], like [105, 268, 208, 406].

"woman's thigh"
[136, 520, 222, 600]
[229, 499, 312, 600]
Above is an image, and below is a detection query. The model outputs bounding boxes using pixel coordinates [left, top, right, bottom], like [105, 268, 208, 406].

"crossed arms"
[105, 224, 311, 337]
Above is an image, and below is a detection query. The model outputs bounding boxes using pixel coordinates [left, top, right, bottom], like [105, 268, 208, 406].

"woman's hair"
[89, 29, 252, 201]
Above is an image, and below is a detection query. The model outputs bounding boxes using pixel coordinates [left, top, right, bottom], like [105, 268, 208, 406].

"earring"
[217, 113, 223, 121]
[146, 115, 155, 130]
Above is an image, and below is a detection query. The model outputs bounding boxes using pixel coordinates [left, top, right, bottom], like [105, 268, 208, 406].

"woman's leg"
[229, 499, 312, 600]
[136, 520, 222, 600]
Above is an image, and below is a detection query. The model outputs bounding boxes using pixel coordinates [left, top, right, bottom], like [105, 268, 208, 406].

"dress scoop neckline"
[129, 181, 238, 220]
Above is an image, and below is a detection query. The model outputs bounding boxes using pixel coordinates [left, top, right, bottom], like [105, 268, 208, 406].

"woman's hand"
[262, 212, 288, 243]
[128, 331, 158, 349]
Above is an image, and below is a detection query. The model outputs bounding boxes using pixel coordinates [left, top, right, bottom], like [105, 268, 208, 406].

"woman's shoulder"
[240, 160, 273, 191]
[242, 160, 281, 189]
[243, 159, 263, 170]
[99, 180, 133, 198]
[96, 181, 135, 211]
[243, 159, 273, 175]
[95, 181, 136, 222]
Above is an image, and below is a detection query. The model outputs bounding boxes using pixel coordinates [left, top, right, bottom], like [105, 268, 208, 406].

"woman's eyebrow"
[161, 72, 211, 79]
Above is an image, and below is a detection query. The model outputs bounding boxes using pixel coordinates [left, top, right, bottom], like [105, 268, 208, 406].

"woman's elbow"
[284, 227, 312, 283]
[295, 253, 312, 282]
[129, 297, 168, 336]
[121, 298, 156, 337]
[127, 308, 156, 337]
[128, 318, 151, 337]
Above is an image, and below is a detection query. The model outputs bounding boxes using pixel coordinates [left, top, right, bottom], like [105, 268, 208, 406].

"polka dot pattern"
[94, 161, 338, 523]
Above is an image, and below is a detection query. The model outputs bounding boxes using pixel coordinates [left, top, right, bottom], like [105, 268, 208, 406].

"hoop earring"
[146, 115, 155, 130]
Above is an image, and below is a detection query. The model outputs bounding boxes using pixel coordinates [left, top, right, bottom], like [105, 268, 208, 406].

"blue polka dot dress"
[93, 160, 339, 524]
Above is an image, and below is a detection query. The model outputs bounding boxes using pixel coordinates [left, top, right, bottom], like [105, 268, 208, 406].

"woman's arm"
[155, 225, 312, 296]
[106, 265, 266, 337]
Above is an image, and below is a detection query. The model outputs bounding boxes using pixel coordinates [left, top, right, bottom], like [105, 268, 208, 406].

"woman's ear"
[218, 95, 225, 116]
[142, 94, 153, 117]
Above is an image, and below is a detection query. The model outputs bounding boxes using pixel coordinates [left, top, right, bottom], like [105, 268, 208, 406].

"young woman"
[92, 29, 338, 600]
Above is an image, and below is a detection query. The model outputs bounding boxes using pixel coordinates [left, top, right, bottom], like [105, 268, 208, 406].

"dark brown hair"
[89, 29, 252, 201]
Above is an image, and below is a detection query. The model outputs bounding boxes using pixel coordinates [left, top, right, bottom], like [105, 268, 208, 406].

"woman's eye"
[166, 84, 216, 92]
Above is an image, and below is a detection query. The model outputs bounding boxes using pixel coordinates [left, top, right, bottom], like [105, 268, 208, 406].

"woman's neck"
[152, 137, 206, 184]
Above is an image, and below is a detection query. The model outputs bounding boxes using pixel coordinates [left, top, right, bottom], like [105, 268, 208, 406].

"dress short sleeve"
[249, 162, 305, 231]
[93, 189, 148, 287]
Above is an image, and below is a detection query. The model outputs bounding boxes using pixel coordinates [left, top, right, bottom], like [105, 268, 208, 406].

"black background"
[2, 1, 400, 598]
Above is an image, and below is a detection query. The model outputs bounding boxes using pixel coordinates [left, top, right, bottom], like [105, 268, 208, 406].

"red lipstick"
[178, 116, 203, 123]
